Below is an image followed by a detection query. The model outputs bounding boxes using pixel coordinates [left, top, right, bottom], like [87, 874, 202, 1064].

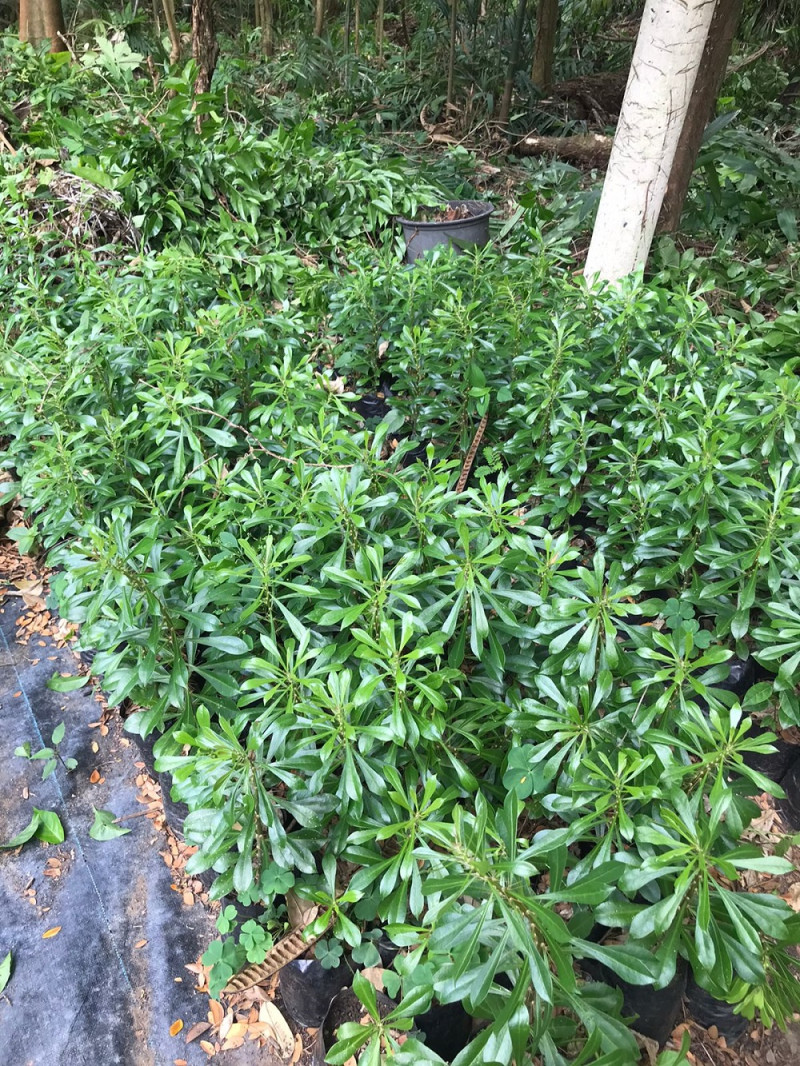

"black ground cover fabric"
[0, 596, 249, 1065]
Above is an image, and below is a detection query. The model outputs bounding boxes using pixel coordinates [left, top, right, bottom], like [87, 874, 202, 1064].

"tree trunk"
[19, 0, 67, 51]
[446, 0, 458, 108]
[584, 0, 716, 285]
[499, 0, 528, 126]
[313, 0, 325, 37]
[258, 0, 274, 56]
[531, 0, 558, 91]
[192, 0, 219, 96]
[376, 0, 385, 65]
[161, 0, 181, 63]
[354, 0, 360, 55]
[659, 0, 744, 233]
[515, 132, 612, 166]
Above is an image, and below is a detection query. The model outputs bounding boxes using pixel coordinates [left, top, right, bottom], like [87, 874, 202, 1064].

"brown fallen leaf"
[185, 1021, 211, 1044]
[169, 1019, 184, 1037]
[361, 965, 386, 992]
[199, 1039, 216, 1056]
[134, 939, 148, 949]
[42, 926, 61, 938]
[221, 1035, 245, 1051]
[259, 1001, 294, 1058]
[182, 889, 194, 907]
[174, 1060, 188, 1066]
[89, 769, 101, 784]
[218, 1011, 234, 1042]
[290, 1033, 303, 1064]
[208, 999, 224, 1027]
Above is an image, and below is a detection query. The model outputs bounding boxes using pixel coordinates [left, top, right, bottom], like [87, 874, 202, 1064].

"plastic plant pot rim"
[396, 200, 494, 229]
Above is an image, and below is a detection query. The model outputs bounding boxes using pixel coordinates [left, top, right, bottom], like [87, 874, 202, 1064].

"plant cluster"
[3, 220, 800, 1061]
[2, 28, 800, 1066]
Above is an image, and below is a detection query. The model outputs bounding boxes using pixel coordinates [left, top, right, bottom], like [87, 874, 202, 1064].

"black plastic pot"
[778, 756, 800, 830]
[685, 977, 749, 1044]
[158, 771, 190, 838]
[279, 958, 353, 1027]
[584, 957, 687, 1046]
[741, 719, 800, 783]
[398, 200, 493, 264]
[355, 393, 391, 421]
[417, 1001, 473, 1061]
[312, 987, 399, 1066]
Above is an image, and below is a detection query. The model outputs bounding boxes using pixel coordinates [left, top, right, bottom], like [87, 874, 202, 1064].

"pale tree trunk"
[659, 0, 743, 232]
[313, 0, 324, 37]
[584, 0, 717, 285]
[354, 0, 360, 56]
[499, 0, 528, 126]
[531, 0, 558, 91]
[19, 0, 66, 51]
[161, 0, 181, 63]
[191, 0, 219, 97]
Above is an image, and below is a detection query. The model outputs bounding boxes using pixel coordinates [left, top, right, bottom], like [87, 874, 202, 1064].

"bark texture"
[531, 0, 558, 91]
[161, 0, 181, 64]
[314, 0, 325, 37]
[584, 0, 717, 284]
[19, 0, 66, 51]
[514, 132, 612, 166]
[191, 0, 219, 96]
[499, 0, 528, 126]
[659, 0, 744, 232]
[446, 0, 458, 107]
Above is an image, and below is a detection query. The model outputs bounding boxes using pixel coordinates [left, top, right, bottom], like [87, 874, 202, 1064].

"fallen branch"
[513, 132, 613, 166]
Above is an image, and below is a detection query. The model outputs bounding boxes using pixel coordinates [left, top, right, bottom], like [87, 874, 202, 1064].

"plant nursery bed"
[0, 547, 285, 1066]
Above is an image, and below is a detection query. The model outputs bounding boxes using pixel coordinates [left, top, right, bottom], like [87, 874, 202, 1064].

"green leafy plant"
[2, 809, 65, 848]
[15, 722, 77, 779]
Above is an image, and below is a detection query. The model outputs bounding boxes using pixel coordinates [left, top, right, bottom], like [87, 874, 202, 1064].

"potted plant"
[397, 201, 494, 263]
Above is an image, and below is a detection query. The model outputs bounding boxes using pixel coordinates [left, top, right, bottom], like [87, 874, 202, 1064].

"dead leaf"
[42, 926, 61, 938]
[218, 1011, 234, 1042]
[135, 939, 148, 949]
[199, 1039, 216, 1056]
[221, 1035, 245, 1051]
[782, 882, 800, 912]
[182, 889, 194, 907]
[285, 888, 318, 929]
[208, 999, 224, 1027]
[169, 1019, 184, 1037]
[89, 769, 101, 784]
[290, 1033, 303, 1064]
[174, 1060, 188, 1065]
[185, 1021, 211, 1044]
[258, 1001, 294, 1058]
[361, 966, 386, 992]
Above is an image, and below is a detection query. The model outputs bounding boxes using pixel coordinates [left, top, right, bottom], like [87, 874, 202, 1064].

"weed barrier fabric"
[0, 597, 276, 1066]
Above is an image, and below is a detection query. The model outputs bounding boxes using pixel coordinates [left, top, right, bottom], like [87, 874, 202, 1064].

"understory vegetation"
[1, 7, 800, 1065]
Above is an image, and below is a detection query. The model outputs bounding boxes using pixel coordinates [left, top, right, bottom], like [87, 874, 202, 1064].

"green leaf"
[198, 635, 249, 656]
[47, 673, 89, 693]
[89, 808, 131, 841]
[51, 722, 65, 746]
[34, 809, 66, 844]
[572, 939, 661, 985]
[1, 812, 42, 848]
[0, 951, 11, 994]
[2, 809, 64, 849]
